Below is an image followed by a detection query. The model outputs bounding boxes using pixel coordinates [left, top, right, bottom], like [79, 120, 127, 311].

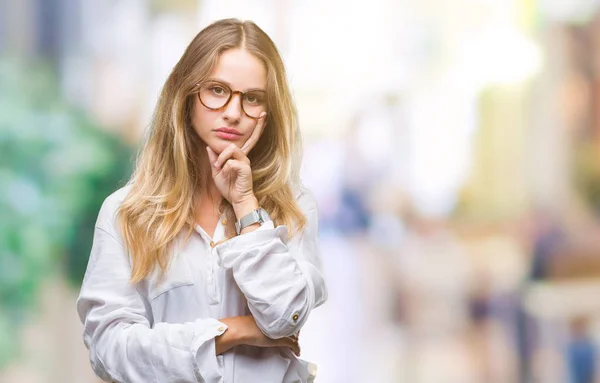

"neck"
[203, 179, 222, 206]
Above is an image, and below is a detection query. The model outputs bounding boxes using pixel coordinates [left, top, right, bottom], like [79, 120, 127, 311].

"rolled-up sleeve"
[215, 186, 328, 339]
[76, 197, 227, 383]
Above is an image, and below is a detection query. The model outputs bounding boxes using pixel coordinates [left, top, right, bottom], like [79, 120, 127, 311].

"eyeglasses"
[196, 80, 267, 119]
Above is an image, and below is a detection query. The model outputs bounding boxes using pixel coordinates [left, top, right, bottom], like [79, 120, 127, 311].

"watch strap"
[235, 208, 270, 235]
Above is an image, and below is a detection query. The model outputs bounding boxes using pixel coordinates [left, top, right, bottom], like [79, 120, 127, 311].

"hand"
[218, 315, 300, 356]
[206, 113, 267, 206]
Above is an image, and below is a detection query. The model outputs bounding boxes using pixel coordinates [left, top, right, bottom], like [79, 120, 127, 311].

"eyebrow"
[207, 78, 266, 93]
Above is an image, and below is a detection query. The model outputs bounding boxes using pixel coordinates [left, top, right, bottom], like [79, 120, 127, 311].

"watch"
[235, 208, 271, 235]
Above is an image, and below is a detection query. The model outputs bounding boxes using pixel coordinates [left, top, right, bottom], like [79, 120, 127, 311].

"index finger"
[241, 112, 267, 155]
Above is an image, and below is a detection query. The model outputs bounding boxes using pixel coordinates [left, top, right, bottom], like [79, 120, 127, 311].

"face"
[191, 48, 267, 154]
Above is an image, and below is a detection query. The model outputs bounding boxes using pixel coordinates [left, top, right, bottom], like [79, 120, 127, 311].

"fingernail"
[260, 112, 266, 118]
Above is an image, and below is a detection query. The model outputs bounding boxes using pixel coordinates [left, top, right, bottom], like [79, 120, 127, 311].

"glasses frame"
[196, 81, 267, 119]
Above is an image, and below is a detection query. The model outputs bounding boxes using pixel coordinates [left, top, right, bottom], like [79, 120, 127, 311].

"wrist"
[215, 317, 244, 354]
[233, 196, 259, 220]
[224, 316, 253, 345]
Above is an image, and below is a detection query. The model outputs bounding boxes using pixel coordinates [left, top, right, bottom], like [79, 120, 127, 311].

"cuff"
[215, 225, 288, 268]
[191, 319, 228, 382]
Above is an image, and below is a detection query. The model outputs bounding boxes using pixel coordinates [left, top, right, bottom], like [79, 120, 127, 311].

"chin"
[209, 139, 240, 153]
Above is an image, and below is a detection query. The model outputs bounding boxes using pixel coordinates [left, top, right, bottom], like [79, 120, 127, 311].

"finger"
[286, 336, 300, 350]
[215, 143, 250, 169]
[290, 344, 300, 357]
[290, 338, 300, 355]
[272, 336, 295, 348]
[275, 337, 300, 356]
[241, 112, 267, 155]
[221, 159, 249, 179]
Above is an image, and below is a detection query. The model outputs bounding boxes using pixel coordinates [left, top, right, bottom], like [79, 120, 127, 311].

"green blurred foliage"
[0, 58, 133, 367]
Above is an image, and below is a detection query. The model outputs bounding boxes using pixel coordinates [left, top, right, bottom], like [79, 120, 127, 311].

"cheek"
[191, 107, 215, 136]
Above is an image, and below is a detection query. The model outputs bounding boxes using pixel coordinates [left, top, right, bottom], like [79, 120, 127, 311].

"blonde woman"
[76, 18, 327, 383]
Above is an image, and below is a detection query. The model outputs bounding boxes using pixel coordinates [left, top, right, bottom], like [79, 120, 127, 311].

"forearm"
[215, 316, 245, 355]
[219, 189, 328, 339]
[214, 315, 300, 356]
[217, 231, 326, 338]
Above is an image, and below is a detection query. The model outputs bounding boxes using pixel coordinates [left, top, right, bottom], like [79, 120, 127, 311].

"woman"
[76, 18, 327, 383]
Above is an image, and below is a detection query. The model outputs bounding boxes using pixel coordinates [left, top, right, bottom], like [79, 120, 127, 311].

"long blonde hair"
[119, 18, 306, 283]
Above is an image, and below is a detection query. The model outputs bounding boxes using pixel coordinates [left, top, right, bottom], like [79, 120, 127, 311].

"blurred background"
[2, 0, 600, 382]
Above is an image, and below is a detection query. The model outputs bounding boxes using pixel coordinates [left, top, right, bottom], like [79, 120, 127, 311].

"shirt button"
[210, 241, 215, 248]
[292, 313, 299, 322]
[217, 325, 225, 332]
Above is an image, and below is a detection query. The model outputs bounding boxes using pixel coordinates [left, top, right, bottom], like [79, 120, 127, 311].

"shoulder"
[95, 184, 134, 237]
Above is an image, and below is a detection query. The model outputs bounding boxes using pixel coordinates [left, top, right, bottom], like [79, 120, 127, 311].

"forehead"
[209, 48, 266, 90]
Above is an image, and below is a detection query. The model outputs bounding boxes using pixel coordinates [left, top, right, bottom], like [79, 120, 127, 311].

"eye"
[244, 93, 263, 104]
[210, 86, 227, 96]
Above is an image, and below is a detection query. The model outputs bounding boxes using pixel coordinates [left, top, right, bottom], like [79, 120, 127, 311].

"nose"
[222, 93, 243, 123]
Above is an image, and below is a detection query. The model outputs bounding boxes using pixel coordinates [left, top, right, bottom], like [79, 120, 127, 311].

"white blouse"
[76, 184, 328, 383]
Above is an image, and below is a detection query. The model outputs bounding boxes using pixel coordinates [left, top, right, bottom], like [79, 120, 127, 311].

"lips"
[214, 127, 242, 141]
[215, 127, 241, 135]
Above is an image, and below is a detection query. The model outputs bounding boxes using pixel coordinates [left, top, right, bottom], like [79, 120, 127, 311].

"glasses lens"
[242, 92, 267, 118]
[198, 82, 267, 118]
[199, 82, 231, 109]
